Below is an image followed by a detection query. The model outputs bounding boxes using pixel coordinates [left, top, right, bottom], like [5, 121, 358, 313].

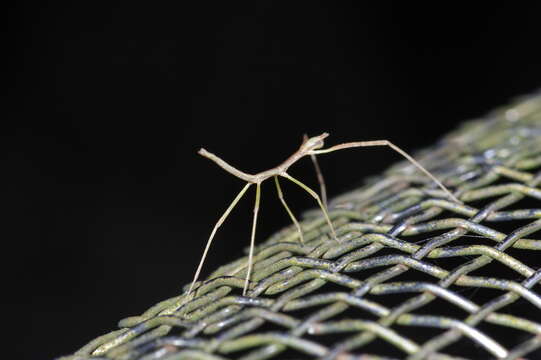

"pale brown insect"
[185, 133, 459, 301]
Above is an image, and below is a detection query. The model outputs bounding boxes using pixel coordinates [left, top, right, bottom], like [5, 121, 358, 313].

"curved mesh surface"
[60, 92, 541, 360]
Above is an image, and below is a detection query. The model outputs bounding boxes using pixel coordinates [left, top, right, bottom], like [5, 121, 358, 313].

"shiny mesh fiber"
[60, 93, 541, 360]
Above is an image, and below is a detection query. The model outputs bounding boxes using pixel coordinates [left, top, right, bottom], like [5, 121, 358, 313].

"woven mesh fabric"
[60, 93, 541, 360]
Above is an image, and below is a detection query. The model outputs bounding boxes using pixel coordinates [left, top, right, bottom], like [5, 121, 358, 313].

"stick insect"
[185, 133, 460, 300]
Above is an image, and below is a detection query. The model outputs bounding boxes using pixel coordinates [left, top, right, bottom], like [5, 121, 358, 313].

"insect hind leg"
[280, 173, 339, 242]
[184, 182, 252, 304]
[274, 176, 304, 244]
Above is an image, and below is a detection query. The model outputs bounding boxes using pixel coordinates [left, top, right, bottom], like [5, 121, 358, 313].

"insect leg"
[304, 134, 328, 207]
[313, 140, 460, 203]
[244, 182, 261, 296]
[274, 176, 304, 244]
[281, 173, 339, 242]
[185, 182, 252, 303]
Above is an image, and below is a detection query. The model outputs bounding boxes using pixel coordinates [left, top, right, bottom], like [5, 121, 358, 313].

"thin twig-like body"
[186, 133, 459, 301]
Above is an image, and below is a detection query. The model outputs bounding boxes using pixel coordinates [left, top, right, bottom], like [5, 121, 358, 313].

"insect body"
[185, 133, 460, 301]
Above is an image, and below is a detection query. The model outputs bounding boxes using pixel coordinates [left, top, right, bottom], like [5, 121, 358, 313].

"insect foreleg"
[313, 140, 460, 203]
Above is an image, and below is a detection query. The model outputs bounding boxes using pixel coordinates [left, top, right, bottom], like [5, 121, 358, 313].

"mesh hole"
[467, 258, 529, 282]
[439, 333, 498, 359]
[476, 320, 531, 350]
[409, 296, 473, 318]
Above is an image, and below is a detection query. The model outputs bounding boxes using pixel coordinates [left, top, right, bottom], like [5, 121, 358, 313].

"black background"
[4, 2, 541, 359]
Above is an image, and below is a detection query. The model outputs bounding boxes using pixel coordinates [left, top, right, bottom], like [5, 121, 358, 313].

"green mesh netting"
[60, 92, 541, 360]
